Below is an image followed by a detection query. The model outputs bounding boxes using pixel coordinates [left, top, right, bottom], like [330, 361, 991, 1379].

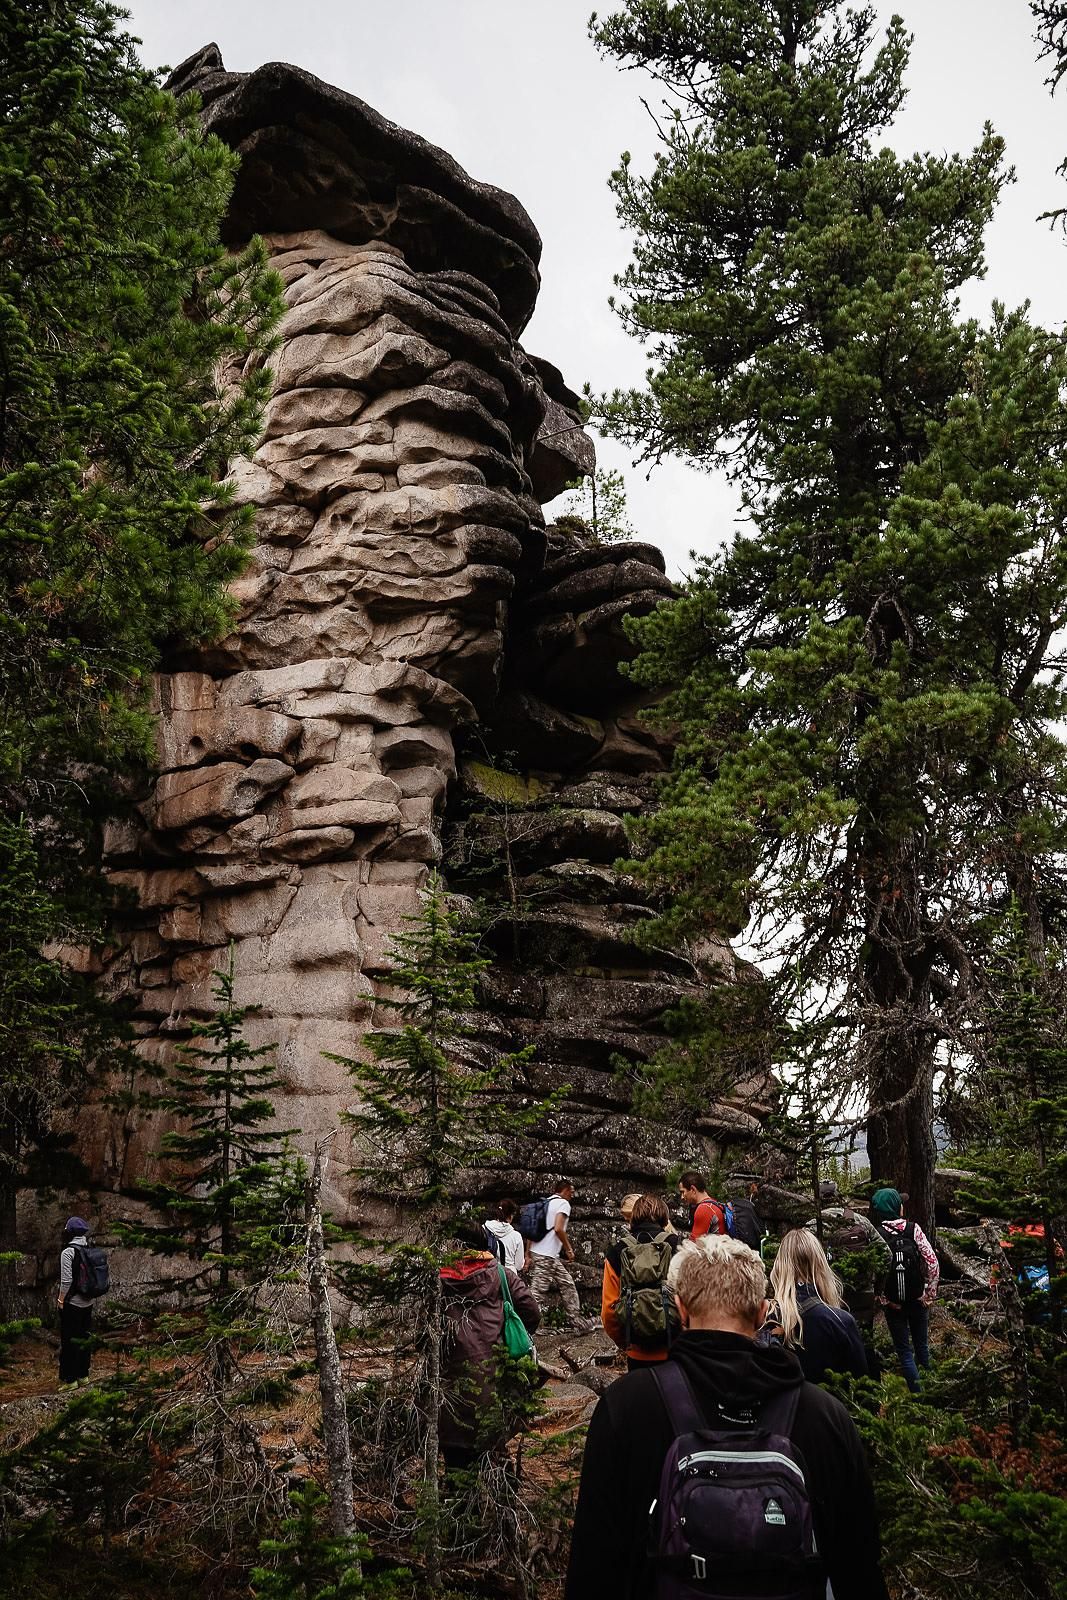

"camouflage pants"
[529, 1254, 581, 1321]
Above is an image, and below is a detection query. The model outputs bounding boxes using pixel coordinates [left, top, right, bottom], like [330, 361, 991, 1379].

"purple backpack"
[649, 1362, 823, 1598]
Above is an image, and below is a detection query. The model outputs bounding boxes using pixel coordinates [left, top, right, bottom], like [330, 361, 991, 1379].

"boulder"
[152, 760, 292, 832]
[933, 1167, 980, 1224]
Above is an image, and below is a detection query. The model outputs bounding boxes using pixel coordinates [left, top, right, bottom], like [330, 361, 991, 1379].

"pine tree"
[341, 883, 539, 1215]
[0, 816, 128, 1251]
[591, 0, 1067, 1230]
[961, 905, 1067, 1349]
[115, 953, 304, 1549]
[0, 0, 283, 1193]
[120, 949, 303, 1358]
[251, 1483, 374, 1600]
[3, 1376, 162, 1558]
[559, 467, 635, 544]
[0, 1, 281, 812]
[330, 876, 556, 1593]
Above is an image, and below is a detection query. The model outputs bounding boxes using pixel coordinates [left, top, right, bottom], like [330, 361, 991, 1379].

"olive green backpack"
[614, 1230, 680, 1348]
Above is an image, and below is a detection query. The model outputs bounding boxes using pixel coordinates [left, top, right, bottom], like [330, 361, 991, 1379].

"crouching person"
[566, 1235, 887, 1600]
[439, 1249, 540, 1472]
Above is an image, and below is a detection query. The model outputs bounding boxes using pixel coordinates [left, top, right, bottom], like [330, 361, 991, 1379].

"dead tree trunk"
[305, 1141, 358, 1548]
[422, 1266, 443, 1592]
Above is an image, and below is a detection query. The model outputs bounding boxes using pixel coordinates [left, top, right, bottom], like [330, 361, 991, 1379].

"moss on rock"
[462, 760, 547, 807]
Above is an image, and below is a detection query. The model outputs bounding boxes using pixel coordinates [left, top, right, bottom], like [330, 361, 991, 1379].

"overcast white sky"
[127, 0, 1067, 577]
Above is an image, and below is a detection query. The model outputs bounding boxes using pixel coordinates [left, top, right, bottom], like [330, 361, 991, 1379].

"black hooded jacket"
[791, 1284, 869, 1383]
[564, 1329, 887, 1600]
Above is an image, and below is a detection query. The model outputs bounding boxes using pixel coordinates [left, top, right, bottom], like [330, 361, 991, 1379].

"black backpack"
[824, 1211, 873, 1259]
[877, 1221, 926, 1306]
[517, 1195, 551, 1242]
[725, 1198, 763, 1250]
[71, 1244, 109, 1301]
[649, 1362, 822, 1599]
[483, 1225, 506, 1263]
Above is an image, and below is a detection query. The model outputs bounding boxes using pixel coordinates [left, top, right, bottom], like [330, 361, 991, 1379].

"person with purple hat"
[57, 1216, 102, 1383]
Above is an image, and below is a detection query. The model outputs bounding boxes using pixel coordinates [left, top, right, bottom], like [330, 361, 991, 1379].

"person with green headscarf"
[871, 1188, 939, 1391]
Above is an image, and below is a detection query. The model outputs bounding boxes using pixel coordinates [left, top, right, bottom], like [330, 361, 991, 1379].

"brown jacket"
[439, 1253, 540, 1451]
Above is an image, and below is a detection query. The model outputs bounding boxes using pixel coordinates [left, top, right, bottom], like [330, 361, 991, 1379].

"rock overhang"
[165, 44, 543, 336]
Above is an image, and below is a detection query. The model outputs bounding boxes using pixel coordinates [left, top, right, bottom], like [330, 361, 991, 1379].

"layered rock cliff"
[82, 48, 765, 1229]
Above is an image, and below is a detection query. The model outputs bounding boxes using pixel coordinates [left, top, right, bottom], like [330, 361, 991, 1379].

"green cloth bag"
[496, 1263, 533, 1359]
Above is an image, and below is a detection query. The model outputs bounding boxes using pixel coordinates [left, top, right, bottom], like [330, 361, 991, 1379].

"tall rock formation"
[83, 48, 766, 1232]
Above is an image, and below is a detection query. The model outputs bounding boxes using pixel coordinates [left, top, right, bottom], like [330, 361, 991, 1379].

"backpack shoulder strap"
[757, 1381, 803, 1440]
[654, 1362, 802, 1440]
[651, 1359, 706, 1436]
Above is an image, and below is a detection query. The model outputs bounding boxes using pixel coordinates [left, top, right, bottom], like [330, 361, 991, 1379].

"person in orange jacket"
[602, 1194, 680, 1367]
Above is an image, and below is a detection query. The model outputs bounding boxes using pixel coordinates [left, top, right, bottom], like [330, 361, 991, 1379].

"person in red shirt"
[678, 1172, 726, 1238]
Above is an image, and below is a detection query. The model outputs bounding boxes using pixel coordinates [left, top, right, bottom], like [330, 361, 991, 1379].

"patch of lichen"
[462, 760, 547, 808]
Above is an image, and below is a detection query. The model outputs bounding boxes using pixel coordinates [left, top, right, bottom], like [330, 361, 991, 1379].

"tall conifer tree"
[333, 877, 554, 1592]
[0, 0, 283, 1204]
[121, 951, 302, 1362]
[592, 1, 1067, 1227]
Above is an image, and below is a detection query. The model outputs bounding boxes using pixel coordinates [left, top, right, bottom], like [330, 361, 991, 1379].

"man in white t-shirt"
[528, 1180, 585, 1328]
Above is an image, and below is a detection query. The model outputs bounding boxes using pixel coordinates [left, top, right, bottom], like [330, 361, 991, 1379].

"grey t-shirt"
[59, 1236, 93, 1309]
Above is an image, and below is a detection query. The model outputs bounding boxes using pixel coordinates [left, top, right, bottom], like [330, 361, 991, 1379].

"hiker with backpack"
[522, 1179, 590, 1331]
[439, 1246, 540, 1470]
[483, 1198, 525, 1272]
[722, 1178, 764, 1249]
[565, 1234, 888, 1600]
[57, 1215, 108, 1384]
[768, 1228, 870, 1383]
[678, 1171, 727, 1238]
[806, 1178, 889, 1376]
[601, 1193, 680, 1367]
[870, 1187, 939, 1393]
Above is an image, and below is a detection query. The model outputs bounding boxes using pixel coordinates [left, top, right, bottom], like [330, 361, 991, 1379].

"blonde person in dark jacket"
[439, 1250, 540, 1470]
[769, 1228, 869, 1384]
[567, 1236, 887, 1600]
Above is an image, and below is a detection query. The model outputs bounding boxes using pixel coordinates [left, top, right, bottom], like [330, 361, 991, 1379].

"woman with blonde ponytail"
[769, 1228, 869, 1383]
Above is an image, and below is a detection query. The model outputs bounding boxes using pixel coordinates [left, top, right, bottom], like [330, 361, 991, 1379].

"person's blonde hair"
[769, 1228, 845, 1348]
[667, 1235, 767, 1323]
[619, 1192, 642, 1224]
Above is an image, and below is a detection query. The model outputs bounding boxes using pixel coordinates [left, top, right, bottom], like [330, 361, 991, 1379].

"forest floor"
[0, 1320, 600, 1599]
[0, 1276, 1001, 1600]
